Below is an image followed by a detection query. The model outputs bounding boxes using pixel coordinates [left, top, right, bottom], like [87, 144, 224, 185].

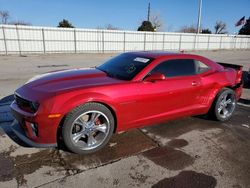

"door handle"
[191, 81, 198, 86]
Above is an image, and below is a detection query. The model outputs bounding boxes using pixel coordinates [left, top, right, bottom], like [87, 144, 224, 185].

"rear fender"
[223, 69, 243, 100]
[207, 81, 241, 112]
[206, 86, 222, 110]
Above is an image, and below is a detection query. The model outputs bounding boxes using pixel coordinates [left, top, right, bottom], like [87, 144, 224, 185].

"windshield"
[97, 53, 154, 80]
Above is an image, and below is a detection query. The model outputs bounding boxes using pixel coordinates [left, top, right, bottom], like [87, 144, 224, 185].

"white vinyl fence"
[0, 24, 250, 55]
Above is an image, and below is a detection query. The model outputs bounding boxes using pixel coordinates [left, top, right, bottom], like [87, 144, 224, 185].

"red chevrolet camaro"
[11, 51, 243, 154]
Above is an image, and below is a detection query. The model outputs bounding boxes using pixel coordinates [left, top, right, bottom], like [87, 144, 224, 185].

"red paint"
[10, 52, 243, 145]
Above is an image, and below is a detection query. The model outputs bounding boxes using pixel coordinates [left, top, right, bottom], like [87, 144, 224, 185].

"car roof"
[124, 51, 219, 69]
[126, 51, 189, 59]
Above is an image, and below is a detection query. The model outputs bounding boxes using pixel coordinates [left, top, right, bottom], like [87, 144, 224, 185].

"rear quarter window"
[195, 60, 210, 74]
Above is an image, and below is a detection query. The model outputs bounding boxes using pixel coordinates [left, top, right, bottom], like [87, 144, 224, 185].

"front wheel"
[62, 103, 115, 154]
[211, 88, 236, 121]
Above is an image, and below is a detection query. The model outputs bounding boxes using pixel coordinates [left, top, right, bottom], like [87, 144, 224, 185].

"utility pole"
[197, 0, 202, 34]
[147, 2, 151, 21]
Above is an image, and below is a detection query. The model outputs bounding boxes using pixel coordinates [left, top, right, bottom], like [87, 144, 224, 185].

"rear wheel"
[62, 103, 114, 154]
[211, 88, 236, 121]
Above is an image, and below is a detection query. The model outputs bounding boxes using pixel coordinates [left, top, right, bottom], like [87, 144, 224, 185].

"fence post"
[143, 32, 146, 51]
[74, 29, 77, 53]
[240, 37, 243, 49]
[162, 33, 165, 51]
[96, 30, 99, 52]
[42, 28, 46, 53]
[178, 34, 182, 51]
[230, 36, 234, 49]
[2, 25, 7, 55]
[207, 35, 210, 50]
[16, 25, 22, 55]
[102, 30, 104, 53]
[123, 32, 126, 52]
[193, 34, 197, 50]
[219, 36, 223, 49]
[248, 37, 250, 49]
[152, 32, 154, 50]
[234, 36, 237, 49]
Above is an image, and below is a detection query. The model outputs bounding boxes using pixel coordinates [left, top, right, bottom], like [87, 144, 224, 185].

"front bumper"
[11, 119, 57, 148]
[10, 101, 60, 147]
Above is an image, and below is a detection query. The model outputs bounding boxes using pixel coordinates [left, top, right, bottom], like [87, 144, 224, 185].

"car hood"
[22, 68, 125, 94]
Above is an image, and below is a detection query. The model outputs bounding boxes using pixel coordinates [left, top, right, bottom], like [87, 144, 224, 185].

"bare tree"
[150, 12, 164, 31]
[0, 10, 10, 24]
[179, 25, 197, 33]
[96, 24, 119, 30]
[166, 24, 174, 32]
[105, 24, 119, 30]
[214, 21, 227, 34]
[10, 20, 31, 26]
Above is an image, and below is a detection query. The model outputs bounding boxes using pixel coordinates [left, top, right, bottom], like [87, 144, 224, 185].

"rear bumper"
[233, 81, 243, 100]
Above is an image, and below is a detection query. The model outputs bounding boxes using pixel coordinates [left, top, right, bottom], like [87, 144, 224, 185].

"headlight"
[15, 93, 40, 113]
[30, 101, 40, 113]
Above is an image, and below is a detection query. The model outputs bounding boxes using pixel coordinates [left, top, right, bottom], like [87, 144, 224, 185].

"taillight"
[236, 68, 242, 84]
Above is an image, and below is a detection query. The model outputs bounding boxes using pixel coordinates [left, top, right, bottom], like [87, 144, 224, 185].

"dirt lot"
[0, 50, 249, 188]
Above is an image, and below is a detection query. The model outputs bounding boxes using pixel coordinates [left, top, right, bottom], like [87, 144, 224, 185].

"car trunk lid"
[217, 62, 243, 84]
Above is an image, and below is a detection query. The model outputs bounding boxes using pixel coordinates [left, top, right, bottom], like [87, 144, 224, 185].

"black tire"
[62, 102, 115, 154]
[210, 88, 236, 121]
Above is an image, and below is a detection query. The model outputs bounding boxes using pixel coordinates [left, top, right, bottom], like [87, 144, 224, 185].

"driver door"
[136, 58, 202, 123]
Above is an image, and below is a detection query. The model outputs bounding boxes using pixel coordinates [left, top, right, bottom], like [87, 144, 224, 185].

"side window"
[195, 60, 210, 74]
[151, 59, 196, 77]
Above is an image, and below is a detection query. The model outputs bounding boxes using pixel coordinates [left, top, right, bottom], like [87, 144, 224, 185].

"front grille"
[14, 94, 39, 113]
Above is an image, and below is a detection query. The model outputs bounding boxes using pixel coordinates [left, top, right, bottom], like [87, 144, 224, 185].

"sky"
[0, 0, 249, 34]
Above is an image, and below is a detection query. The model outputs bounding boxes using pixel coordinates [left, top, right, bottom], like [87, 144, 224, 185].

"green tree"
[57, 19, 74, 28]
[137, 21, 154, 32]
[201, 28, 212, 34]
[239, 17, 250, 35]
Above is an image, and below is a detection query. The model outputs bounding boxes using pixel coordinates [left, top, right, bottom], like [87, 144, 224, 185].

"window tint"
[97, 53, 154, 80]
[151, 59, 197, 77]
[195, 60, 210, 73]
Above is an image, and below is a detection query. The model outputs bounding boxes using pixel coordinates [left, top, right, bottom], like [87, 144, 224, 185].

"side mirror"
[144, 72, 166, 82]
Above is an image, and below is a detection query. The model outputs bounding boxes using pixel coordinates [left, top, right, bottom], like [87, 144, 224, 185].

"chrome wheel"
[70, 110, 110, 151]
[217, 92, 236, 119]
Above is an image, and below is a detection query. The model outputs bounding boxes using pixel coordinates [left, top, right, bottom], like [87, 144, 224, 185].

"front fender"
[51, 92, 118, 125]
